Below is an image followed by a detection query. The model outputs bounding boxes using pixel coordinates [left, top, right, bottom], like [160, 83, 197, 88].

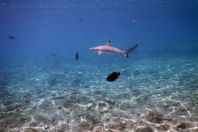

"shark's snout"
[89, 47, 96, 50]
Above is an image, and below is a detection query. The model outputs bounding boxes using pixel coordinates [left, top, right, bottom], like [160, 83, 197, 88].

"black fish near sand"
[75, 51, 79, 60]
[106, 72, 120, 82]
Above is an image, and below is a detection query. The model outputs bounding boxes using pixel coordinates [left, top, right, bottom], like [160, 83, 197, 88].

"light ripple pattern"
[0, 58, 198, 132]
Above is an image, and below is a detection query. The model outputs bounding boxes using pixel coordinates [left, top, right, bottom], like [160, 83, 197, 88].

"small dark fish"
[50, 52, 56, 57]
[8, 36, 15, 40]
[106, 72, 120, 82]
[75, 51, 79, 60]
[79, 18, 83, 22]
[192, 19, 196, 24]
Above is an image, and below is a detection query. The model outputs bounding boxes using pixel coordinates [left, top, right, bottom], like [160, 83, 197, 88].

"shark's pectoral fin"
[97, 51, 103, 55]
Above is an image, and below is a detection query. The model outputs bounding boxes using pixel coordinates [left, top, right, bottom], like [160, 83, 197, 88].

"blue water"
[0, 0, 198, 131]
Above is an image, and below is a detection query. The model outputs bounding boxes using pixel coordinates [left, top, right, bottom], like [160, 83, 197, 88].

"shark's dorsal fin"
[105, 40, 111, 45]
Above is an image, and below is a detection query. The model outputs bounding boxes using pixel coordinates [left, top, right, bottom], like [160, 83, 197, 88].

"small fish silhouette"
[75, 51, 79, 60]
[8, 36, 15, 40]
[50, 52, 56, 57]
[106, 72, 120, 82]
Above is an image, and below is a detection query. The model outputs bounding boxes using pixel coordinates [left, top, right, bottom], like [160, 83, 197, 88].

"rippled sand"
[0, 58, 198, 132]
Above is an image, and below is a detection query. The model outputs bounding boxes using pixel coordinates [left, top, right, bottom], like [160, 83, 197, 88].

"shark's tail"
[124, 44, 138, 58]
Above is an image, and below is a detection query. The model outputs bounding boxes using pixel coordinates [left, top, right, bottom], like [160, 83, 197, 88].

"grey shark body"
[89, 42, 138, 58]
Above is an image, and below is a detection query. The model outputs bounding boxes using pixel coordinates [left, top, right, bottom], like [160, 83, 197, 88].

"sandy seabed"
[0, 57, 198, 132]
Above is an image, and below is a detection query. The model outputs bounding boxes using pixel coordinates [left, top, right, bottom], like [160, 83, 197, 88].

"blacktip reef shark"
[89, 41, 138, 58]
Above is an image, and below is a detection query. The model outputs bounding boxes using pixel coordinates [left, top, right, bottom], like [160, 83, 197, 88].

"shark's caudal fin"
[124, 44, 138, 58]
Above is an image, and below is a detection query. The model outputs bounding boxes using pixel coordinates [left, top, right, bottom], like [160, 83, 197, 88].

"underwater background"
[0, 0, 198, 131]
